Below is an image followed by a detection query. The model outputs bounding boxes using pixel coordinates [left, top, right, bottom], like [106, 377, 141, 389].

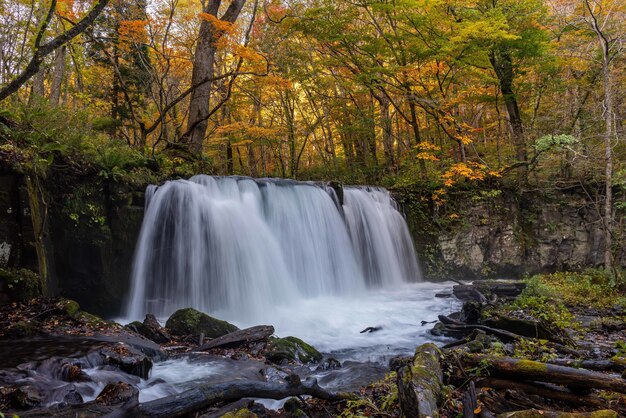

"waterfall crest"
[125, 175, 421, 321]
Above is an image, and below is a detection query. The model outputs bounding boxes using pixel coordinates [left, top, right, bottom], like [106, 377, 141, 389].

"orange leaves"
[199, 13, 235, 35]
[118, 20, 148, 49]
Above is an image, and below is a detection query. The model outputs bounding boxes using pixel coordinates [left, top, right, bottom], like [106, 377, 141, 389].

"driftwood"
[196, 325, 274, 350]
[442, 323, 522, 342]
[19, 376, 351, 418]
[464, 355, 626, 394]
[133, 376, 352, 417]
[475, 378, 608, 408]
[495, 410, 617, 418]
[397, 343, 442, 418]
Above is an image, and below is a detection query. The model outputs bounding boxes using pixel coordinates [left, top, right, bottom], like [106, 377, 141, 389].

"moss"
[9, 320, 39, 336]
[0, 267, 40, 300]
[165, 308, 238, 338]
[222, 409, 257, 418]
[265, 336, 323, 364]
[58, 298, 80, 317]
[515, 359, 549, 373]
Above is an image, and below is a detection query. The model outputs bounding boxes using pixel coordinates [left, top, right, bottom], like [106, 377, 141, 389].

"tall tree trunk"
[185, 0, 246, 155]
[49, 46, 65, 105]
[377, 93, 395, 170]
[490, 49, 527, 178]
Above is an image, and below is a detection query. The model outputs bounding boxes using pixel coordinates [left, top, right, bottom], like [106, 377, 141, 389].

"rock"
[62, 389, 84, 406]
[127, 314, 171, 344]
[283, 397, 309, 417]
[397, 343, 442, 418]
[197, 325, 274, 350]
[315, 357, 341, 371]
[430, 322, 446, 336]
[95, 381, 139, 406]
[6, 319, 39, 337]
[459, 301, 482, 324]
[165, 308, 238, 338]
[99, 343, 153, 379]
[58, 298, 80, 317]
[3, 386, 45, 409]
[265, 336, 323, 364]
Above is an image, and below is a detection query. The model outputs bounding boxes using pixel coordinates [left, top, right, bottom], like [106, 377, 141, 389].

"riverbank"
[0, 270, 624, 417]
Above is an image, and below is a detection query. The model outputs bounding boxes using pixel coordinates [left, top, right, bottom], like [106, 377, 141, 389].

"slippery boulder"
[165, 308, 238, 339]
[127, 314, 171, 344]
[99, 343, 153, 379]
[265, 336, 322, 364]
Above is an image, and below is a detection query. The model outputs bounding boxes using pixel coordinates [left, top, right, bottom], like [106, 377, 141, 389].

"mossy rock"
[8, 319, 39, 337]
[265, 336, 322, 364]
[165, 308, 238, 338]
[58, 298, 80, 317]
[222, 409, 258, 418]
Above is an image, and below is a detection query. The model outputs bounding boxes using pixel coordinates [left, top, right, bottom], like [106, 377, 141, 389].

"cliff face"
[1, 172, 623, 317]
[397, 187, 625, 280]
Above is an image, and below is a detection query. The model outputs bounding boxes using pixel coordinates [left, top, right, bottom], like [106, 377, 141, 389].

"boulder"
[265, 336, 322, 364]
[165, 308, 238, 339]
[99, 343, 152, 379]
[95, 382, 139, 406]
[197, 325, 274, 350]
[126, 314, 170, 344]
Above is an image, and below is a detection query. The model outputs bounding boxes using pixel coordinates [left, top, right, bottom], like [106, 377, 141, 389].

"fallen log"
[134, 376, 353, 417]
[464, 355, 626, 394]
[19, 376, 351, 418]
[495, 409, 617, 418]
[547, 358, 626, 373]
[443, 324, 521, 342]
[196, 325, 274, 350]
[475, 378, 608, 407]
[397, 343, 442, 418]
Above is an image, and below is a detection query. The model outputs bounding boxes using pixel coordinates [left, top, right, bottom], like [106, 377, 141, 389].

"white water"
[125, 175, 422, 321]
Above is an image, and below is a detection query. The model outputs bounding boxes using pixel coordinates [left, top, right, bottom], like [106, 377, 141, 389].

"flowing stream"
[120, 175, 458, 402]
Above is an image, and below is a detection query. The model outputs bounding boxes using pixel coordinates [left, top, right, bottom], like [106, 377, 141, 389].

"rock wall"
[397, 187, 625, 280]
[0, 171, 144, 316]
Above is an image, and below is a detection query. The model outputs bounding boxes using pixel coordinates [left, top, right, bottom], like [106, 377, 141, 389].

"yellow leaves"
[441, 161, 501, 188]
[414, 142, 441, 161]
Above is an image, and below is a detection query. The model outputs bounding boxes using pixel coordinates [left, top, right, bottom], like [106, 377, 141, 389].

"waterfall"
[125, 175, 421, 321]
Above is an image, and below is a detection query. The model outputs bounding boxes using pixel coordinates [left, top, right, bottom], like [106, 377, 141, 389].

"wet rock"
[58, 298, 80, 317]
[265, 336, 322, 364]
[459, 301, 482, 324]
[315, 357, 341, 371]
[95, 381, 139, 406]
[430, 322, 446, 336]
[3, 385, 45, 409]
[62, 389, 83, 406]
[165, 308, 238, 339]
[197, 325, 274, 350]
[127, 314, 170, 344]
[99, 343, 152, 379]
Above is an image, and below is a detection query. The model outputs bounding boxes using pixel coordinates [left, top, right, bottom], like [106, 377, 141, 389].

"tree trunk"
[185, 0, 247, 156]
[490, 49, 527, 179]
[49, 46, 66, 105]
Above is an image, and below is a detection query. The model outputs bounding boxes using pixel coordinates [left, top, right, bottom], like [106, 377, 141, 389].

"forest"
[0, 0, 626, 417]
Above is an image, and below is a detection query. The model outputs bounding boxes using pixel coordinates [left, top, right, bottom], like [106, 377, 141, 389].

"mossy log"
[495, 410, 617, 418]
[476, 378, 608, 407]
[397, 343, 442, 418]
[464, 355, 626, 394]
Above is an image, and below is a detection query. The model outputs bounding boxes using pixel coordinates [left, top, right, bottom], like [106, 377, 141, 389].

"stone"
[165, 308, 238, 338]
[265, 336, 323, 364]
[126, 314, 171, 344]
[99, 343, 153, 379]
[95, 381, 139, 406]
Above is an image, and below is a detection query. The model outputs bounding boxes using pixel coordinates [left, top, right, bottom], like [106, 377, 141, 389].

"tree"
[0, 0, 111, 102]
[184, 0, 247, 155]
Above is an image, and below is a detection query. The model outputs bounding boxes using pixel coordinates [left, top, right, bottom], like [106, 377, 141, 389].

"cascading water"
[125, 175, 422, 322]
